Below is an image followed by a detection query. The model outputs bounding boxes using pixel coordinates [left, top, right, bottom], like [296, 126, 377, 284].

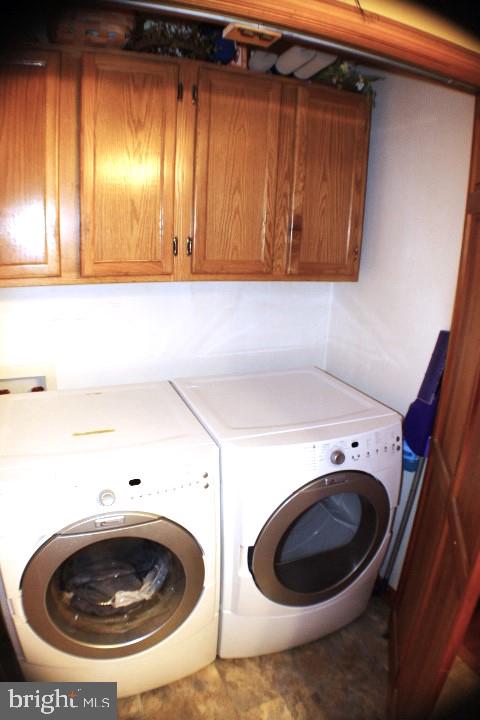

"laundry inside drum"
[46, 537, 185, 647]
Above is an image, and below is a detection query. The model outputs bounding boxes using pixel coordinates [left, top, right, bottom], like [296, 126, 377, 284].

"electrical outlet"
[0, 376, 46, 394]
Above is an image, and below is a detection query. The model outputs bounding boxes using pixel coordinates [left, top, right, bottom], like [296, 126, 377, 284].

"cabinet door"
[81, 54, 179, 277]
[287, 86, 370, 279]
[191, 67, 281, 276]
[0, 51, 60, 279]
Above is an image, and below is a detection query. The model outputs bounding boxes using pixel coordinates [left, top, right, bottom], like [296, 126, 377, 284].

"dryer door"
[21, 512, 205, 658]
[249, 471, 389, 606]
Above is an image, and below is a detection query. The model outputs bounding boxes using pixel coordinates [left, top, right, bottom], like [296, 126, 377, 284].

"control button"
[330, 449, 346, 465]
[99, 489, 116, 506]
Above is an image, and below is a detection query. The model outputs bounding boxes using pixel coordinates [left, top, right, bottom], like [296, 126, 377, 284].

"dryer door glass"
[21, 514, 205, 659]
[250, 471, 390, 606]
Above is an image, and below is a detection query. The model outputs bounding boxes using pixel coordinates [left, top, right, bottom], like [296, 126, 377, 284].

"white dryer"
[0, 382, 219, 697]
[172, 367, 402, 659]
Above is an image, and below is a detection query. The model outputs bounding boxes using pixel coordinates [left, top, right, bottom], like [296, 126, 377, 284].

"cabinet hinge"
[177, 82, 184, 101]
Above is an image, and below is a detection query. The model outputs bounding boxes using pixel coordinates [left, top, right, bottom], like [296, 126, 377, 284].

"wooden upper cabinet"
[80, 54, 179, 277]
[0, 50, 60, 279]
[190, 67, 281, 276]
[286, 85, 370, 279]
[0, 49, 371, 285]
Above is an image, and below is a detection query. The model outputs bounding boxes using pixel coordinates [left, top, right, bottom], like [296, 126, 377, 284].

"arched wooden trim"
[165, 0, 480, 88]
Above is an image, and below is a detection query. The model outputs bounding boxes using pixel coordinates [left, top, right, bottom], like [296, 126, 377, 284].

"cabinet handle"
[172, 236, 178, 256]
[192, 84, 198, 105]
[186, 237, 193, 256]
[290, 215, 303, 246]
[177, 82, 184, 101]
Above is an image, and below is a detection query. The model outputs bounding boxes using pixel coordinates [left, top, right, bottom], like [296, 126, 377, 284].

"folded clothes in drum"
[60, 540, 171, 616]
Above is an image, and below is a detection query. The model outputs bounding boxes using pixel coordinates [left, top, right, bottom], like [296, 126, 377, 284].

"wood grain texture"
[81, 53, 179, 277]
[58, 51, 81, 281]
[434, 218, 480, 477]
[171, 60, 198, 281]
[393, 526, 461, 720]
[459, 605, 480, 675]
[172, 0, 480, 87]
[287, 85, 370, 278]
[392, 440, 450, 667]
[272, 84, 296, 277]
[0, 50, 60, 279]
[191, 66, 281, 275]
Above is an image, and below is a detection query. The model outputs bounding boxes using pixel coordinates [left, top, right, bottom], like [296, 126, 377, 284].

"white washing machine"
[0, 382, 219, 697]
[172, 367, 402, 659]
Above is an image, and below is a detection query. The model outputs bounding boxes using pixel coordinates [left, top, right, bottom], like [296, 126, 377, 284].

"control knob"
[99, 489, 116, 506]
[330, 449, 346, 465]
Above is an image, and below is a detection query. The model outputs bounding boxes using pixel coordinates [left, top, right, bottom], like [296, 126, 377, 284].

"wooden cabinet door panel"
[287, 86, 370, 278]
[81, 54, 178, 277]
[391, 440, 450, 672]
[191, 67, 281, 276]
[434, 214, 480, 477]
[0, 51, 60, 279]
[393, 528, 463, 720]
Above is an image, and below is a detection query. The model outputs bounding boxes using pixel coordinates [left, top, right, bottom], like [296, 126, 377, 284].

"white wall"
[0, 282, 331, 390]
[325, 72, 474, 589]
[326, 72, 474, 416]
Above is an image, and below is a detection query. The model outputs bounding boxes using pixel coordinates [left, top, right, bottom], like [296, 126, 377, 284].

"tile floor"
[118, 597, 390, 720]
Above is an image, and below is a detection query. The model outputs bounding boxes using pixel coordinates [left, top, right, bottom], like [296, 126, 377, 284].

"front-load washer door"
[21, 512, 205, 659]
[249, 471, 389, 606]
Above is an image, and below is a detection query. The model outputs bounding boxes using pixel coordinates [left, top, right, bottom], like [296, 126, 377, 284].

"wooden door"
[0, 51, 60, 279]
[190, 66, 281, 277]
[389, 97, 480, 720]
[81, 54, 179, 278]
[286, 85, 370, 279]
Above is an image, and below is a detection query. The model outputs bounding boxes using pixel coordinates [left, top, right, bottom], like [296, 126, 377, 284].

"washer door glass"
[21, 514, 205, 659]
[250, 471, 390, 606]
[48, 536, 184, 646]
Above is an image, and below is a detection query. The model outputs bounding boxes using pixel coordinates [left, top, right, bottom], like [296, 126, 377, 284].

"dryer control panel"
[306, 425, 402, 475]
